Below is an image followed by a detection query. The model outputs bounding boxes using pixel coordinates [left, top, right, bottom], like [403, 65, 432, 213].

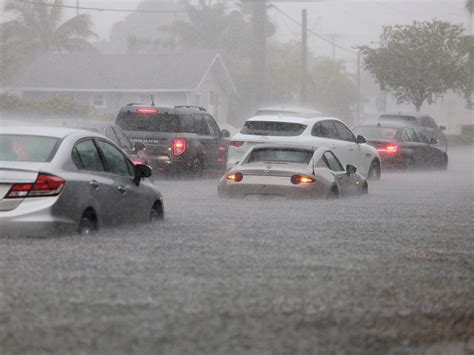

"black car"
[43, 119, 150, 165]
[379, 112, 447, 151]
[353, 121, 448, 169]
[115, 104, 230, 174]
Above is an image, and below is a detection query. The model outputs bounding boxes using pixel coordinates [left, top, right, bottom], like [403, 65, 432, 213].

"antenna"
[151, 95, 155, 106]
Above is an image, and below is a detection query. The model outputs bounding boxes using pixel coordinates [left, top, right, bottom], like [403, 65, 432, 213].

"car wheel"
[192, 158, 204, 177]
[78, 217, 95, 236]
[368, 159, 381, 180]
[360, 181, 368, 195]
[327, 185, 339, 200]
[150, 203, 164, 222]
[440, 154, 448, 170]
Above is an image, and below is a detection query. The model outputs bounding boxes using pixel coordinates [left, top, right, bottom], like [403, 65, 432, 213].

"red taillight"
[226, 172, 243, 182]
[6, 173, 65, 198]
[218, 146, 226, 152]
[230, 141, 244, 148]
[291, 174, 316, 185]
[137, 108, 159, 114]
[173, 138, 186, 156]
[377, 144, 399, 154]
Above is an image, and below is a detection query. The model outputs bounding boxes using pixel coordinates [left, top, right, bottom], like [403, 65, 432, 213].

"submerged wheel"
[327, 186, 339, 200]
[360, 181, 368, 195]
[440, 154, 448, 170]
[78, 217, 95, 236]
[150, 202, 164, 222]
[368, 159, 381, 180]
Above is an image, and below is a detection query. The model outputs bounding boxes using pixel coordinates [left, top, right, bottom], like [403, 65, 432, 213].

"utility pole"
[357, 50, 361, 123]
[331, 34, 336, 60]
[251, 1, 267, 110]
[300, 9, 308, 105]
[76, 0, 80, 16]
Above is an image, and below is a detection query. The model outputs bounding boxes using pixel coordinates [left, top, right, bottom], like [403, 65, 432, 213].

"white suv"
[227, 115, 381, 179]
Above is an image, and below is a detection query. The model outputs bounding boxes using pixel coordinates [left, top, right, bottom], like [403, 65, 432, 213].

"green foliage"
[0, 94, 90, 117]
[359, 20, 469, 111]
[0, 0, 97, 84]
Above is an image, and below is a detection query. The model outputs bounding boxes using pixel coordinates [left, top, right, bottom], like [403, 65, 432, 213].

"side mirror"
[134, 142, 146, 152]
[356, 135, 366, 144]
[221, 129, 230, 138]
[430, 137, 438, 145]
[346, 164, 357, 175]
[134, 163, 152, 184]
[439, 125, 446, 131]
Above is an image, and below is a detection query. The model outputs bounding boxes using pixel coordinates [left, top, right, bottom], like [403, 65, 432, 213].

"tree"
[359, 21, 469, 111]
[0, 0, 96, 83]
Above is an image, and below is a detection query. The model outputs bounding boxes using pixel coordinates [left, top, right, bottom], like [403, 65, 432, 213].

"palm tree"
[0, 0, 96, 83]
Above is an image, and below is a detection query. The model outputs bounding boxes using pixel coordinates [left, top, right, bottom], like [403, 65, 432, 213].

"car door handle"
[90, 180, 100, 190]
[117, 185, 126, 194]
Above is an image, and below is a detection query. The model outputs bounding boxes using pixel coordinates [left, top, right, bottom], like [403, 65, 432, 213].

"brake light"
[230, 141, 244, 148]
[218, 146, 226, 152]
[173, 138, 186, 156]
[226, 172, 243, 182]
[6, 173, 65, 198]
[291, 175, 316, 185]
[137, 108, 159, 114]
[377, 144, 399, 154]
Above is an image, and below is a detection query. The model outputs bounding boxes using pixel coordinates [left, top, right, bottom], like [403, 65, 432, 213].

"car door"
[413, 127, 443, 166]
[73, 139, 119, 226]
[321, 150, 352, 194]
[204, 114, 225, 167]
[95, 139, 150, 223]
[331, 120, 364, 168]
[194, 113, 215, 167]
[401, 128, 428, 166]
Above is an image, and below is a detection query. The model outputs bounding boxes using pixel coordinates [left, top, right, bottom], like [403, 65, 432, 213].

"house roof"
[11, 52, 237, 93]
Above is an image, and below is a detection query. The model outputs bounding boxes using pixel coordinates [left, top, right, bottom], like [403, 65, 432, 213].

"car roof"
[118, 103, 207, 113]
[246, 115, 343, 125]
[0, 125, 96, 138]
[256, 106, 322, 117]
[43, 119, 114, 130]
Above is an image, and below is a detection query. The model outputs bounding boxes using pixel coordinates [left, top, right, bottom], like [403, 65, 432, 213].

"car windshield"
[246, 148, 314, 164]
[0, 134, 59, 162]
[116, 111, 180, 132]
[353, 126, 399, 140]
[240, 121, 307, 136]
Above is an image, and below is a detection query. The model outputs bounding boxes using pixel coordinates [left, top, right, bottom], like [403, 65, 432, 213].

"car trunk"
[125, 131, 178, 158]
[0, 163, 41, 211]
[240, 162, 309, 178]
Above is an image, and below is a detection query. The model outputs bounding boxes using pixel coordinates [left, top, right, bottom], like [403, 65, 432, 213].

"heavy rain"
[0, 0, 473, 354]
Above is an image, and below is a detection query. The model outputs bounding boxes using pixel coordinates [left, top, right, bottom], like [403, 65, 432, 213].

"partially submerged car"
[218, 144, 368, 199]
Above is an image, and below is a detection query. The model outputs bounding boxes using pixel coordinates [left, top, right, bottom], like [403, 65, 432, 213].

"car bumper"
[0, 197, 77, 237]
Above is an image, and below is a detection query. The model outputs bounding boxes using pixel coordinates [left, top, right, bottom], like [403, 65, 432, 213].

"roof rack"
[174, 105, 207, 112]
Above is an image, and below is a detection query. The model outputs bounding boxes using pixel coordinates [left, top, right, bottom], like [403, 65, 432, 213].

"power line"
[270, 4, 357, 55]
[14, 0, 188, 13]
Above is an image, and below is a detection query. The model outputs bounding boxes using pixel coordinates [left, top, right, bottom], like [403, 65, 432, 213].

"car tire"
[368, 159, 381, 180]
[78, 217, 95, 236]
[150, 203, 164, 222]
[327, 185, 339, 200]
[192, 158, 204, 177]
[439, 154, 448, 170]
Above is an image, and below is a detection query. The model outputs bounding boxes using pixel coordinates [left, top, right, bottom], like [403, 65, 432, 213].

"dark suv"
[379, 113, 447, 151]
[115, 104, 230, 174]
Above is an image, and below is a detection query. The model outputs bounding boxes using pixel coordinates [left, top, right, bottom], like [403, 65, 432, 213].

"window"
[0, 135, 59, 162]
[205, 115, 220, 136]
[312, 121, 338, 139]
[353, 126, 399, 140]
[195, 115, 210, 136]
[112, 126, 133, 150]
[333, 121, 356, 142]
[96, 140, 133, 176]
[179, 114, 197, 133]
[402, 128, 418, 143]
[420, 116, 437, 129]
[414, 128, 429, 143]
[74, 139, 105, 172]
[116, 111, 180, 132]
[247, 148, 314, 164]
[322, 151, 344, 172]
[240, 121, 307, 137]
[104, 126, 119, 145]
[92, 94, 106, 108]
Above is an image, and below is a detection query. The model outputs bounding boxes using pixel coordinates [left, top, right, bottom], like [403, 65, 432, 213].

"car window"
[195, 114, 210, 135]
[205, 115, 220, 136]
[402, 128, 419, 143]
[0, 134, 60, 162]
[96, 140, 133, 176]
[179, 114, 197, 133]
[322, 151, 344, 172]
[414, 128, 429, 143]
[312, 121, 338, 139]
[333, 121, 355, 142]
[104, 126, 119, 144]
[353, 126, 399, 140]
[74, 139, 105, 172]
[240, 121, 307, 136]
[112, 126, 133, 150]
[421, 116, 438, 129]
[116, 111, 180, 132]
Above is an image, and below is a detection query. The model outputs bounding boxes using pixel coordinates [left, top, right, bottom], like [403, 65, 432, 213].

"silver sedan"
[0, 126, 164, 237]
[218, 145, 368, 199]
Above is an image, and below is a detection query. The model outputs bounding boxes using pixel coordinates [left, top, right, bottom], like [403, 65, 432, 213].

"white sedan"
[227, 114, 381, 179]
[219, 145, 368, 199]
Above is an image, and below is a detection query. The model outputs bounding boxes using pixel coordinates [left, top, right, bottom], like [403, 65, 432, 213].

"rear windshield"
[380, 115, 417, 122]
[240, 121, 307, 136]
[353, 126, 399, 140]
[116, 111, 180, 132]
[247, 148, 313, 164]
[0, 134, 59, 162]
